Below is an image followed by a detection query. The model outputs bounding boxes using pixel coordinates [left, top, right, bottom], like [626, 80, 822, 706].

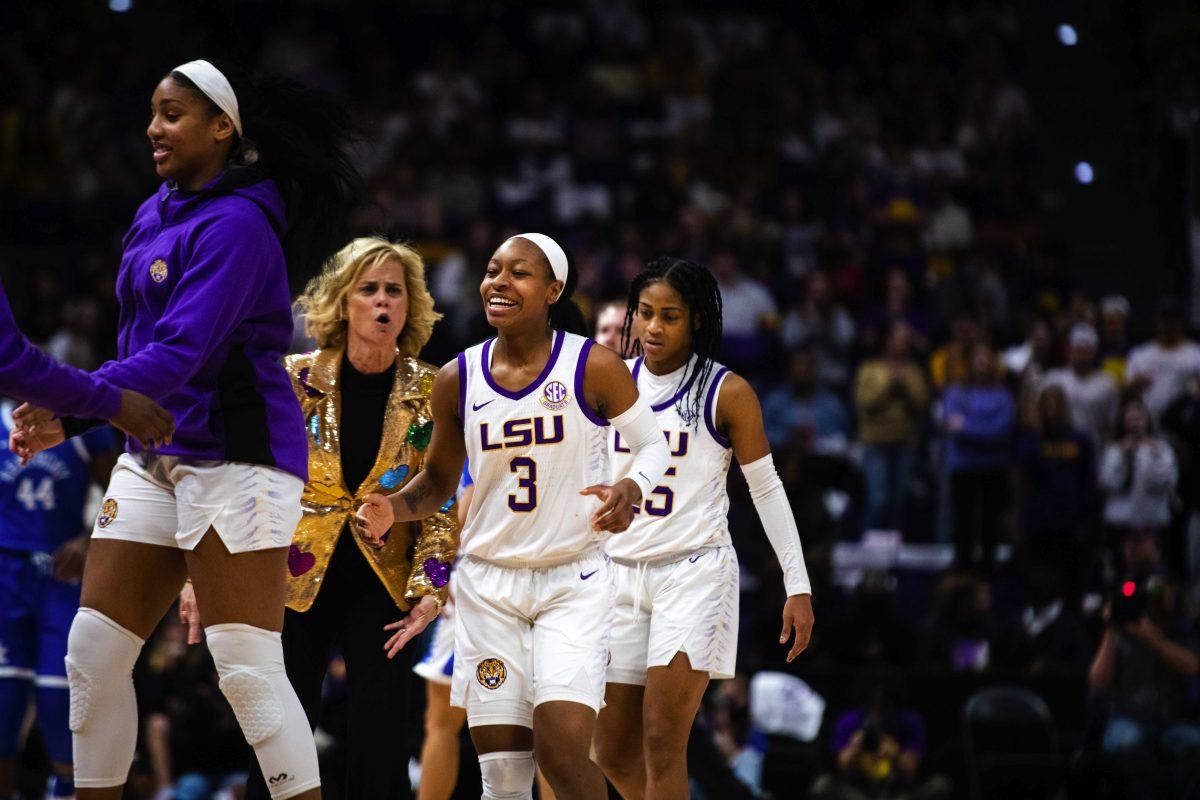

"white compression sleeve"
[741, 453, 812, 596]
[608, 397, 671, 499]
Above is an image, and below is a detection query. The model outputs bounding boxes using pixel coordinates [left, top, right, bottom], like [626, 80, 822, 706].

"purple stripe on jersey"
[575, 339, 609, 427]
[480, 329, 565, 401]
[704, 367, 731, 448]
[650, 368, 700, 413]
[633, 356, 701, 413]
[456, 351, 467, 425]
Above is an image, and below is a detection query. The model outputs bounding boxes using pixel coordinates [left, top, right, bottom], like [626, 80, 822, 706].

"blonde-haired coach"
[203, 236, 457, 800]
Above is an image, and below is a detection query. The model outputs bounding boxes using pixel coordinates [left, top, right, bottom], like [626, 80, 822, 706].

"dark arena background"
[4, 1, 1200, 799]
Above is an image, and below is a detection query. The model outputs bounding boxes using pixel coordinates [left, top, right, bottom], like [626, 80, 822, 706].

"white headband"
[513, 233, 568, 284]
[173, 59, 242, 137]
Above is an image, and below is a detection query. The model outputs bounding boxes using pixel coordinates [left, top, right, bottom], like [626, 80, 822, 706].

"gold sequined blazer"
[283, 347, 457, 613]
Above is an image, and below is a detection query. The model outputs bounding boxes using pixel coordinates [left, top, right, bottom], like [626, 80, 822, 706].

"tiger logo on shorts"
[149, 259, 169, 284]
[476, 658, 507, 690]
[97, 498, 118, 528]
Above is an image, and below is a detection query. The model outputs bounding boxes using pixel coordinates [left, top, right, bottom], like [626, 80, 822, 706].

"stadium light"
[1057, 24, 1078, 46]
[1074, 162, 1094, 184]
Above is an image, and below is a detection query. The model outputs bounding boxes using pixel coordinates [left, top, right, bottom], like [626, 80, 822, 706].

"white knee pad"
[66, 607, 144, 788]
[478, 751, 535, 800]
[205, 624, 320, 799]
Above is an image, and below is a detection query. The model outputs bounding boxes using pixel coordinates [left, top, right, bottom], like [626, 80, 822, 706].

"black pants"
[952, 468, 1008, 573]
[245, 532, 415, 800]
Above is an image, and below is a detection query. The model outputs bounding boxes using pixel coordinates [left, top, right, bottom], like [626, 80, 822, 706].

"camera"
[1110, 580, 1145, 624]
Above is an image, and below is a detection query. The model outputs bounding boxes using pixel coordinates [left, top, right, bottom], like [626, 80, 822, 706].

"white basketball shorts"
[606, 545, 739, 685]
[90, 453, 303, 553]
[449, 548, 614, 728]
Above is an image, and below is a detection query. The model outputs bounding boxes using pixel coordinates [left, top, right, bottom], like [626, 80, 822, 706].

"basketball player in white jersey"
[357, 234, 671, 800]
[593, 257, 815, 800]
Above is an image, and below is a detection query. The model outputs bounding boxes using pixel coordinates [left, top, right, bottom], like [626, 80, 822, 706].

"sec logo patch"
[97, 498, 118, 528]
[476, 658, 507, 690]
[149, 259, 169, 284]
[540, 380, 570, 410]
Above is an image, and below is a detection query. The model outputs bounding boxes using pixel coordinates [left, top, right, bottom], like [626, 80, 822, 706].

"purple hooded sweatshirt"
[92, 169, 307, 480]
[0, 282, 121, 418]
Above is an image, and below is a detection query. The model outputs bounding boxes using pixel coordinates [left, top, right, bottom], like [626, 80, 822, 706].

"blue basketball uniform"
[0, 402, 115, 763]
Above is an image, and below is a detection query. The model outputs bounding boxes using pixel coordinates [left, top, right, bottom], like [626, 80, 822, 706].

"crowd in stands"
[5, 2, 1200, 798]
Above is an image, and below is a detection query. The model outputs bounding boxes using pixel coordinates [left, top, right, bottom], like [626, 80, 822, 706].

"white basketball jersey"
[457, 331, 610, 566]
[606, 355, 733, 561]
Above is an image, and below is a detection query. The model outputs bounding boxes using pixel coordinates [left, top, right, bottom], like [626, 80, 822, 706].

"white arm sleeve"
[608, 397, 671, 500]
[741, 453, 812, 596]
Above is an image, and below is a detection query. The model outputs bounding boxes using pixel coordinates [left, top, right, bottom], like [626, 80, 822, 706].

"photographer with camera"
[1088, 529, 1200, 800]
[811, 672, 950, 800]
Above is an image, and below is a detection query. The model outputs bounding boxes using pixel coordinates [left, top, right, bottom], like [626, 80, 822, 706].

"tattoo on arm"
[403, 481, 432, 515]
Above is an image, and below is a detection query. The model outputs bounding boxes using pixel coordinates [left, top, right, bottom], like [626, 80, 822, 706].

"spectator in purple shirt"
[812, 671, 951, 800]
[942, 343, 1015, 573]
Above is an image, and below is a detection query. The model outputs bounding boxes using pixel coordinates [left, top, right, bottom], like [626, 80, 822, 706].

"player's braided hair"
[620, 257, 723, 427]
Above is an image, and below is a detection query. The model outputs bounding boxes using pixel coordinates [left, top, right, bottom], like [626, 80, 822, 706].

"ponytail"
[171, 62, 364, 290]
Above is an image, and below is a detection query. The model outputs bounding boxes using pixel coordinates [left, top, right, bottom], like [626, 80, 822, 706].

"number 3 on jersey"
[508, 456, 537, 512]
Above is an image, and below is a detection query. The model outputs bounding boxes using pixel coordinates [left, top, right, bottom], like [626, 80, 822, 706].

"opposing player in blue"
[0, 401, 118, 800]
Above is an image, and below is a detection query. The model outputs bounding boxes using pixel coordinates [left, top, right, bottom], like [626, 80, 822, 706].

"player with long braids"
[593, 256, 815, 800]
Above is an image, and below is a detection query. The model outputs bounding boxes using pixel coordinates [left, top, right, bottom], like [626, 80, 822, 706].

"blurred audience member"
[1002, 565, 1089, 677]
[929, 572, 996, 674]
[593, 298, 627, 352]
[1042, 323, 1119, 453]
[860, 269, 929, 355]
[941, 343, 1014, 572]
[712, 248, 778, 373]
[762, 349, 850, 455]
[781, 270, 857, 392]
[1088, 569, 1200, 800]
[811, 671, 951, 800]
[1100, 396, 1178, 539]
[1005, 317, 1055, 423]
[1126, 298, 1200, 423]
[1099, 295, 1131, 388]
[855, 322, 930, 532]
[928, 311, 981, 392]
[1015, 384, 1097, 595]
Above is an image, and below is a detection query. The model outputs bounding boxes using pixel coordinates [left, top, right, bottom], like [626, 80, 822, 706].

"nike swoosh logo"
[580, 570, 598, 580]
[472, 400, 495, 411]
[688, 552, 707, 563]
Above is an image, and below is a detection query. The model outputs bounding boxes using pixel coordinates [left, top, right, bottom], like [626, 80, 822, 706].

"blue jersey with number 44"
[0, 403, 115, 553]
